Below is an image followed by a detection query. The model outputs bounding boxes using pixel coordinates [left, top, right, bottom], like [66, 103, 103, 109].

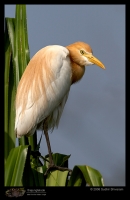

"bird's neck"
[71, 61, 85, 84]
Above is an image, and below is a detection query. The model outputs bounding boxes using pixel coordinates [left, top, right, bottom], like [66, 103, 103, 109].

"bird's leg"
[43, 119, 54, 167]
[43, 119, 72, 176]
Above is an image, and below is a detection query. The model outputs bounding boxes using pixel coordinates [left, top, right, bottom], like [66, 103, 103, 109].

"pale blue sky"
[5, 4, 125, 186]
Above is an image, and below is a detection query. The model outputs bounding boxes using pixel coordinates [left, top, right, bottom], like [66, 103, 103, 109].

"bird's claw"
[44, 164, 72, 176]
[44, 164, 55, 176]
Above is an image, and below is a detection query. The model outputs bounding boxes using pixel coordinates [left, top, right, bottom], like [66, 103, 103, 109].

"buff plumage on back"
[15, 45, 72, 138]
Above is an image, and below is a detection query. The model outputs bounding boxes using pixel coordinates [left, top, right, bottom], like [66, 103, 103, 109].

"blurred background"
[5, 5, 125, 186]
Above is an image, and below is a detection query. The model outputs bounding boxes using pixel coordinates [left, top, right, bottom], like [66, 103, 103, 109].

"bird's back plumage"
[15, 45, 72, 137]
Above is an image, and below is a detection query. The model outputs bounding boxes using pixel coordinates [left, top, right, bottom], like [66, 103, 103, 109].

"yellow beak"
[85, 54, 105, 69]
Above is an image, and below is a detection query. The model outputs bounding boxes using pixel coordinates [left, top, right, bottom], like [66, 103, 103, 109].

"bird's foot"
[44, 164, 72, 176]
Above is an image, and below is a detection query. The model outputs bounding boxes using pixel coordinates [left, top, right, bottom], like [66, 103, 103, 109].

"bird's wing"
[15, 45, 72, 137]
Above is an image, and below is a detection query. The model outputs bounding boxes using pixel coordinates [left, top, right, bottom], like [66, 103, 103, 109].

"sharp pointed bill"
[84, 53, 105, 69]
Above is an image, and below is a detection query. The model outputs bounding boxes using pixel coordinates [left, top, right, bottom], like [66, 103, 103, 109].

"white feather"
[15, 45, 72, 137]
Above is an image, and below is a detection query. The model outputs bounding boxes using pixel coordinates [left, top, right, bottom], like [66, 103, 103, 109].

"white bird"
[15, 41, 105, 172]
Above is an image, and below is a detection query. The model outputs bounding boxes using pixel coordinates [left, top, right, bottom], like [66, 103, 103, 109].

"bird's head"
[66, 41, 105, 69]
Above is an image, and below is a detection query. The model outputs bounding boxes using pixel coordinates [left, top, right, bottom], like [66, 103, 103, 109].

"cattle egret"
[15, 41, 105, 173]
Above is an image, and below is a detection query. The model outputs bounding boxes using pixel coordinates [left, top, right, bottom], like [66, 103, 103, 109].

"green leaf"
[5, 18, 15, 58]
[68, 165, 104, 186]
[67, 166, 86, 186]
[4, 18, 15, 164]
[14, 5, 30, 146]
[46, 170, 69, 186]
[8, 52, 16, 153]
[44, 153, 71, 168]
[30, 154, 45, 186]
[53, 153, 71, 167]
[14, 5, 37, 148]
[14, 5, 30, 83]
[28, 132, 37, 151]
[22, 146, 35, 186]
[35, 133, 42, 151]
[5, 145, 30, 186]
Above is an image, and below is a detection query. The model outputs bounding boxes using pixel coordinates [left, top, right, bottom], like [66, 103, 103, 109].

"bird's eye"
[80, 50, 84, 55]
